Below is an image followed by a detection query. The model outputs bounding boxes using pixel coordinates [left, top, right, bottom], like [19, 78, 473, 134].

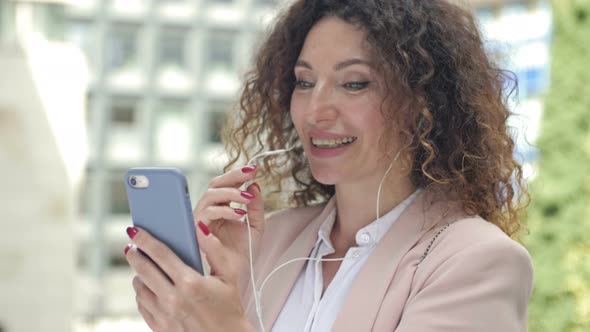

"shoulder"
[414, 216, 533, 298]
[395, 216, 534, 331]
[409, 191, 532, 276]
[425, 216, 531, 265]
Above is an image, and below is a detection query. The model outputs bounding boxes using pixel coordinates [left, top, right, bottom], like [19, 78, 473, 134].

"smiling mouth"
[311, 137, 357, 149]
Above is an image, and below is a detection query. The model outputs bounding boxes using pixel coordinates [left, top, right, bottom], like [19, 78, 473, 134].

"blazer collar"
[331, 190, 461, 331]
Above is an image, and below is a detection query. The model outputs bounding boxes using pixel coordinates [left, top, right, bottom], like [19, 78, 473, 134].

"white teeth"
[311, 137, 356, 147]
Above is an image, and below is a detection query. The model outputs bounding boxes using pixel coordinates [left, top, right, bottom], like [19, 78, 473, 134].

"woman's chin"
[309, 168, 340, 186]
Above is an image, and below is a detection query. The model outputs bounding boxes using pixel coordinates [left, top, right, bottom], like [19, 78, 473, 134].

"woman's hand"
[193, 165, 265, 282]
[125, 225, 257, 332]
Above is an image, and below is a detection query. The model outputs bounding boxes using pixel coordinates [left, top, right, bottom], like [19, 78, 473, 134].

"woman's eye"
[343, 81, 370, 90]
[295, 80, 315, 89]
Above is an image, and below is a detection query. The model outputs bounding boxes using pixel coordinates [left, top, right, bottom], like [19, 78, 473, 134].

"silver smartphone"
[124, 167, 204, 274]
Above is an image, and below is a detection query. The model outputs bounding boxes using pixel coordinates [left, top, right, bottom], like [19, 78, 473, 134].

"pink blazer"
[242, 190, 533, 331]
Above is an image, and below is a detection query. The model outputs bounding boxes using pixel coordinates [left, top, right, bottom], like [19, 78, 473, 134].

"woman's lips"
[311, 136, 357, 147]
[308, 136, 356, 158]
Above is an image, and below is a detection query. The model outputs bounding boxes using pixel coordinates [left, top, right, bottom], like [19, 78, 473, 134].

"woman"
[124, 0, 533, 331]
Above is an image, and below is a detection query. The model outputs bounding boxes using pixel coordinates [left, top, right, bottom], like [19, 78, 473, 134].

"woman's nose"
[307, 83, 338, 124]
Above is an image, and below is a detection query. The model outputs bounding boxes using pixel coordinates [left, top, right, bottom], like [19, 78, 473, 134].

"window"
[107, 24, 140, 72]
[106, 97, 143, 161]
[155, 99, 191, 162]
[207, 29, 236, 74]
[110, 97, 138, 126]
[109, 170, 130, 215]
[206, 102, 229, 143]
[158, 27, 188, 72]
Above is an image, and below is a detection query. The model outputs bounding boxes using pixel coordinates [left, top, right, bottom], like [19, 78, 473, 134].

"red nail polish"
[124, 244, 133, 255]
[197, 221, 210, 236]
[240, 191, 255, 199]
[234, 208, 247, 216]
[126, 227, 138, 239]
[241, 165, 257, 173]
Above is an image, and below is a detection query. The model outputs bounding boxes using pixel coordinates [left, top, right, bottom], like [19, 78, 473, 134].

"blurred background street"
[0, 0, 587, 331]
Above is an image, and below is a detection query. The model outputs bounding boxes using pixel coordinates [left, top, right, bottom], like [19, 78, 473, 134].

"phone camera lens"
[130, 177, 137, 186]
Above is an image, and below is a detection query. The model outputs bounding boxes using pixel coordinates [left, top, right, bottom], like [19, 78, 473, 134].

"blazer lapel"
[259, 198, 337, 331]
[331, 190, 454, 331]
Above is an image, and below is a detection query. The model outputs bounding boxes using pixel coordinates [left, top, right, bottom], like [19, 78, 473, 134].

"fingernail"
[124, 244, 133, 255]
[252, 182, 261, 192]
[126, 227, 138, 239]
[234, 208, 247, 216]
[240, 191, 255, 199]
[197, 221, 210, 236]
[241, 165, 257, 173]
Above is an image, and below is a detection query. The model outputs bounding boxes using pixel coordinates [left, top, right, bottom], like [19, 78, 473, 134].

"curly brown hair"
[222, 0, 529, 238]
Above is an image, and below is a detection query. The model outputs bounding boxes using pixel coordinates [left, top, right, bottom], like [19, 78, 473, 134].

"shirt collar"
[317, 209, 337, 251]
[316, 189, 421, 249]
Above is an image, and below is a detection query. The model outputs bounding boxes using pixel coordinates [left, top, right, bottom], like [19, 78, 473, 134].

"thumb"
[245, 182, 265, 232]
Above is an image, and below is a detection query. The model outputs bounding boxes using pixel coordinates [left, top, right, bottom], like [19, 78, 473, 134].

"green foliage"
[526, 0, 590, 331]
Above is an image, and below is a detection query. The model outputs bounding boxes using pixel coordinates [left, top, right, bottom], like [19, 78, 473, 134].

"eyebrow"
[295, 58, 372, 71]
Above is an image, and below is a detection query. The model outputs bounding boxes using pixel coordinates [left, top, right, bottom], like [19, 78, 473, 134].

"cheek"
[289, 95, 305, 134]
[348, 100, 385, 138]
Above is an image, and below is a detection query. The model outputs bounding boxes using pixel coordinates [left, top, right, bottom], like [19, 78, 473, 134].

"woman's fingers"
[134, 277, 185, 332]
[208, 165, 257, 189]
[125, 244, 175, 296]
[133, 276, 160, 316]
[196, 222, 237, 283]
[127, 227, 197, 285]
[244, 182, 265, 232]
[203, 187, 256, 205]
[194, 183, 263, 224]
[133, 277, 177, 332]
[128, 221, 254, 331]
[197, 205, 250, 224]
[194, 187, 255, 215]
[137, 302, 160, 331]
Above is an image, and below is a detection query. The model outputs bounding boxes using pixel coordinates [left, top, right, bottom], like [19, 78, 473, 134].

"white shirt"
[271, 191, 419, 332]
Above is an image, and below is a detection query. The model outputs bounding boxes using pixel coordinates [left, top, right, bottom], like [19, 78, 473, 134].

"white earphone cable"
[243, 148, 400, 332]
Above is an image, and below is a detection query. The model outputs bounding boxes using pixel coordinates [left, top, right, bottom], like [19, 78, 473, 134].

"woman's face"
[290, 16, 393, 186]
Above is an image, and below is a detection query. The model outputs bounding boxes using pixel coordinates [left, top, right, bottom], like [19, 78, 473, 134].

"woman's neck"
[332, 174, 415, 249]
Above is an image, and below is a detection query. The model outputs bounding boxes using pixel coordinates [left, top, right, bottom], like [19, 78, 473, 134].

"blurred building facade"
[64, 0, 282, 327]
